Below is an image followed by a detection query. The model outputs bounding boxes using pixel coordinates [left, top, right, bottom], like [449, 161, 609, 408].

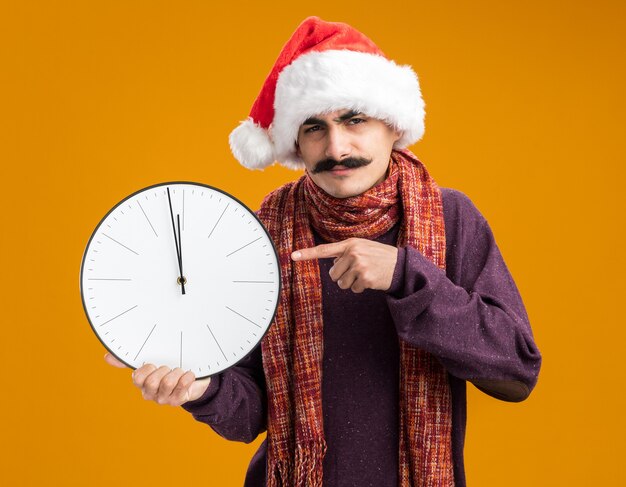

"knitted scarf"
[256, 149, 454, 487]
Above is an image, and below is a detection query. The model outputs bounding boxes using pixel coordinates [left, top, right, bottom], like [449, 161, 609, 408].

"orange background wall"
[2, 1, 624, 485]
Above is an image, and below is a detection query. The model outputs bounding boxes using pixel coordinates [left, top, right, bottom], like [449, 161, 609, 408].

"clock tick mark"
[225, 306, 261, 328]
[102, 233, 139, 255]
[134, 323, 157, 361]
[137, 200, 158, 238]
[232, 280, 274, 283]
[207, 203, 229, 240]
[226, 236, 262, 257]
[99, 304, 138, 327]
[206, 324, 229, 362]
[88, 278, 131, 281]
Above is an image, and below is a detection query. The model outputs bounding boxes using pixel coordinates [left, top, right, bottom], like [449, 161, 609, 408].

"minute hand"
[166, 187, 186, 295]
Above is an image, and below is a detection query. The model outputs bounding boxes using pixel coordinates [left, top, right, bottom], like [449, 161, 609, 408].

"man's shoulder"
[439, 187, 488, 227]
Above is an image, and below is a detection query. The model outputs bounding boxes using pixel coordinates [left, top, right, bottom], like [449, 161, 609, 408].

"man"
[106, 16, 541, 487]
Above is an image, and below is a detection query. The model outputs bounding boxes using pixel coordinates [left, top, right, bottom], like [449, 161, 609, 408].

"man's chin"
[318, 181, 365, 199]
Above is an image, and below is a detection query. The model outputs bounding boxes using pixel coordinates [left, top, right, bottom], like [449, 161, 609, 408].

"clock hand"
[177, 213, 186, 294]
[166, 187, 186, 295]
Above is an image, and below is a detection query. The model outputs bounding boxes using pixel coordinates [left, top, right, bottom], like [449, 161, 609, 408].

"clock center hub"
[177, 276, 187, 286]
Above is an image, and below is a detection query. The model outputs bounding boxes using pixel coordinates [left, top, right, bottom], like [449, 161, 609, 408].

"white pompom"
[228, 119, 276, 170]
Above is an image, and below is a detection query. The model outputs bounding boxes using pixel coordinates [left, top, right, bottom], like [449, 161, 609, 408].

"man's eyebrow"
[302, 116, 326, 126]
[335, 110, 361, 122]
[301, 110, 364, 127]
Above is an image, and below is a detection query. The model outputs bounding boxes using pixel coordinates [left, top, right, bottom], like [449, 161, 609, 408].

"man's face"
[295, 109, 401, 199]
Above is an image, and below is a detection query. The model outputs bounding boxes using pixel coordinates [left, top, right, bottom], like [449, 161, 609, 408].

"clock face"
[80, 182, 280, 379]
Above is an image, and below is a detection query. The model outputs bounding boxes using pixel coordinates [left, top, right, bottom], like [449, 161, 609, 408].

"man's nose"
[324, 126, 351, 161]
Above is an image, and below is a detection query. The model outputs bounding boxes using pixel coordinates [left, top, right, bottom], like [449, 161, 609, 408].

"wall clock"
[80, 182, 280, 379]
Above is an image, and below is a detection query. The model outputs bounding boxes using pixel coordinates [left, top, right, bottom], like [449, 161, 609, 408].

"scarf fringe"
[268, 440, 327, 487]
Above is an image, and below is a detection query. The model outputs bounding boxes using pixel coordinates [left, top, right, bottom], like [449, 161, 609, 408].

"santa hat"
[229, 16, 425, 170]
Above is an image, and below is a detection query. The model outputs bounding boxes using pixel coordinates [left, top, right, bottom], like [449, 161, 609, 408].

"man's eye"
[348, 118, 365, 125]
[304, 125, 321, 133]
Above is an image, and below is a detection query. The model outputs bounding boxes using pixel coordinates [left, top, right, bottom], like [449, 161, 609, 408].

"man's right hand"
[104, 353, 211, 407]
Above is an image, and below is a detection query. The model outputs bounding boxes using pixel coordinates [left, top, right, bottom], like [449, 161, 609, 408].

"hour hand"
[167, 187, 185, 295]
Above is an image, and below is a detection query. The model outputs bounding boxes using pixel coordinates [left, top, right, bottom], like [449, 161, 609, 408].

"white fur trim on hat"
[272, 49, 425, 170]
[229, 118, 276, 170]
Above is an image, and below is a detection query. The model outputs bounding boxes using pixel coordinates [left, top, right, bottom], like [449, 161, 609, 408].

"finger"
[170, 371, 198, 405]
[292, 241, 347, 261]
[337, 269, 358, 291]
[132, 363, 157, 388]
[328, 255, 352, 282]
[104, 352, 127, 368]
[156, 368, 187, 405]
[141, 366, 171, 400]
[351, 280, 366, 293]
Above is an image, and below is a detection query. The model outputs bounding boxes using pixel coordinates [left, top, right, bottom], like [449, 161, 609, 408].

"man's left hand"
[291, 238, 398, 293]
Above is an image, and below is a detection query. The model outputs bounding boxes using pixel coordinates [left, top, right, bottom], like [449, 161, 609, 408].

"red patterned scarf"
[256, 149, 454, 487]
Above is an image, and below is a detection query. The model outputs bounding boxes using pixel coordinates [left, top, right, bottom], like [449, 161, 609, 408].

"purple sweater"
[182, 188, 542, 487]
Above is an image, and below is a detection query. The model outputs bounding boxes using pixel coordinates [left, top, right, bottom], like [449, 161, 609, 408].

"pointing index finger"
[291, 241, 347, 261]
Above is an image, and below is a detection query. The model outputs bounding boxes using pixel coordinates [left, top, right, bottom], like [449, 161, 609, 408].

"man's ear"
[393, 127, 402, 144]
[295, 140, 301, 158]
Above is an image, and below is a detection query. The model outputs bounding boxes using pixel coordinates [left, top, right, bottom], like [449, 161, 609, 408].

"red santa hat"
[229, 16, 426, 170]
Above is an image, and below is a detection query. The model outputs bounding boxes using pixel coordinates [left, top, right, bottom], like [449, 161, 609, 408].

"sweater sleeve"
[181, 344, 267, 443]
[385, 198, 541, 402]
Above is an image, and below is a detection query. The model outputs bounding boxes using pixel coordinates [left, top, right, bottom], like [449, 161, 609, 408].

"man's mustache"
[312, 156, 373, 174]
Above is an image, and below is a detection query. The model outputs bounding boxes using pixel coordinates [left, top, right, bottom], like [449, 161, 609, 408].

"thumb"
[104, 352, 128, 368]
[187, 377, 212, 402]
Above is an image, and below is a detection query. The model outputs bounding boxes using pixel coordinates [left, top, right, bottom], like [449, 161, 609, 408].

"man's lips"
[329, 165, 355, 172]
